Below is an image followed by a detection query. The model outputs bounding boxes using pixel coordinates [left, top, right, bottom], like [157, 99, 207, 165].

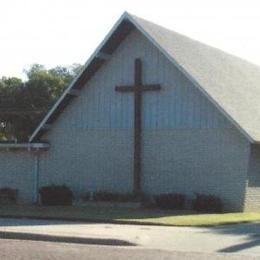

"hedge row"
[154, 193, 223, 212]
[39, 185, 73, 206]
[0, 187, 18, 204]
[92, 191, 140, 202]
[39, 185, 223, 212]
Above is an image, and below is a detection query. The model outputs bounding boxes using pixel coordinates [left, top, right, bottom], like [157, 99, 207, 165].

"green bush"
[93, 191, 139, 202]
[82, 192, 91, 201]
[39, 185, 73, 206]
[192, 193, 223, 213]
[0, 187, 18, 204]
[154, 193, 186, 209]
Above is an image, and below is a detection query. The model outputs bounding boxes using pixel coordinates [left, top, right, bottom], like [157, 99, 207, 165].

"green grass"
[0, 205, 260, 226]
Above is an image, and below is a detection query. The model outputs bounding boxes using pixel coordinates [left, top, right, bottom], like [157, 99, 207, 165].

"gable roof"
[30, 12, 260, 143]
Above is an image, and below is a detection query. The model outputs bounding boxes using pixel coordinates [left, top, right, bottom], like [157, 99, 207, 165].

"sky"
[0, 0, 260, 79]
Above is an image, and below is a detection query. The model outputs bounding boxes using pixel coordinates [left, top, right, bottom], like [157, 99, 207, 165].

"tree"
[0, 63, 82, 141]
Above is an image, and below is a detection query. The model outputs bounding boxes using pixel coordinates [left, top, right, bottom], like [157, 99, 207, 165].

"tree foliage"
[0, 64, 82, 141]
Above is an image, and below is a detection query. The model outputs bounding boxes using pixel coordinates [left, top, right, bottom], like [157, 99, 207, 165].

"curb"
[0, 215, 171, 227]
[0, 231, 136, 246]
[0, 214, 256, 227]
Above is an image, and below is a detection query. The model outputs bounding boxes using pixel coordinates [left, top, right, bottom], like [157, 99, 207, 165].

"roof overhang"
[29, 12, 135, 142]
[29, 12, 260, 144]
[0, 142, 50, 151]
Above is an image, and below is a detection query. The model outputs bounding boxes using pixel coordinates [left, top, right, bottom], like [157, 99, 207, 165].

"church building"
[1, 12, 260, 211]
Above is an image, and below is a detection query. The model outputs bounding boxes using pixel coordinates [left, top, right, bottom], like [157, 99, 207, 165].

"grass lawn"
[0, 205, 260, 226]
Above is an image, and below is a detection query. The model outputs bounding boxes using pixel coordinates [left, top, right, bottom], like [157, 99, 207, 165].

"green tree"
[0, 63, 82, 141]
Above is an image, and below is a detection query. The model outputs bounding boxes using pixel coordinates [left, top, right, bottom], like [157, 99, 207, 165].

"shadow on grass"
[0, 205, 187, 227]
[208, 223, 260, 253]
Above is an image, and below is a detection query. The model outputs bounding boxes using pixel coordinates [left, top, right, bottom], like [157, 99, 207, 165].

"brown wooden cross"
[115, 58, 161, 195]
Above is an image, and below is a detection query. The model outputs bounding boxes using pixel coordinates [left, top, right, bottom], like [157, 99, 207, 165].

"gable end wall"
[244, 145, 260, 211]
[39, 29, 250, 211]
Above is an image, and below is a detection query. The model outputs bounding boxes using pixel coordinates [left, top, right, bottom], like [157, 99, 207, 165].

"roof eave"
[29, 12, 256, 144]
[127, 14, 256, 144]
[29, 12, 134, 142]
[0, 142, 50, 150]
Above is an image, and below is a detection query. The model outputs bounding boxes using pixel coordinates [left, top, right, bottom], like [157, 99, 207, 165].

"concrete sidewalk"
[0, 218, 259, 256]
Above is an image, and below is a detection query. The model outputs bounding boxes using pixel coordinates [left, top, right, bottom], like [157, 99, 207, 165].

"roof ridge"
[129, 13, 260, 71]
[29, 12, 260, 143]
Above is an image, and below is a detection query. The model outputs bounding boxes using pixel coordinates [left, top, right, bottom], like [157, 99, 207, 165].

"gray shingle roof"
[130, 14, 260, 143]
[30, 12, 260, 143]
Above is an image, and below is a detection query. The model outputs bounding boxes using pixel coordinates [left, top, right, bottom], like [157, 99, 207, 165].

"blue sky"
[0, 0, 260, 79]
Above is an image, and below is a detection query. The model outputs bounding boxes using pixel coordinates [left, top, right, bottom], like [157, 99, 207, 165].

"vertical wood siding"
[50, 29, 231, 131]
[40, 29, 250, 210]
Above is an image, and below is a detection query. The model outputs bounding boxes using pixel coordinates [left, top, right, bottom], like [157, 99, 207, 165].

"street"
[0, 218, 260, 259]
[0, 218, 260, 255]
[0, 239, 258, 260]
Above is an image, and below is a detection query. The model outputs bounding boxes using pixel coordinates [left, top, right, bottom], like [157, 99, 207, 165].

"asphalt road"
[0, 239, 258, 260]
[1, 219, 260, 255]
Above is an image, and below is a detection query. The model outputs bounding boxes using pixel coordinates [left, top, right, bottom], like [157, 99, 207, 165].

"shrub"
[192, 193, 223, 213]
[82, 192, 91, 201]
[93, 191, 139, 202]
[141, 194, 156, 208]
[154, 193, 186, 209]
[39, 185, 73, 206]
[0, 188, 18, 204]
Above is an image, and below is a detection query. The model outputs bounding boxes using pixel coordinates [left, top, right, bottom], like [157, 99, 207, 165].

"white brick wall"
[0, 150, 34, 203]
